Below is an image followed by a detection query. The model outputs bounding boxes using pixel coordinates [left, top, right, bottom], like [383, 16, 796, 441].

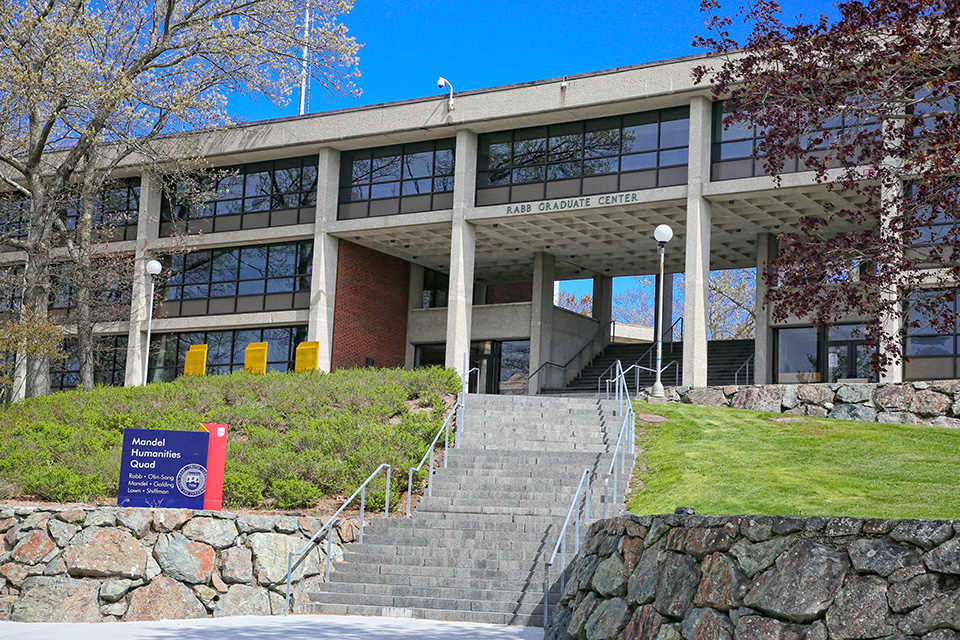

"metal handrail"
[283, 463, 391, 615]
[599, 359, 680, 396]
[543, 468, 591, 628]
[526, 320, 616, 394]
[734, 355, 754, 386]
[407, 397, 461, 517]
[602, 361, 636, 519]
[596, 316, 684, 390]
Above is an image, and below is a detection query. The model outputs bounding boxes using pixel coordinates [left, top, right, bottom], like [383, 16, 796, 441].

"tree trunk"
[76, 170, 97, 392]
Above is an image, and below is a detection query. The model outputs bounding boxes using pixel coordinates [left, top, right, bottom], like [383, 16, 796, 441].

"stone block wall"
[546, 512, 960, 640]
[0, 504, 357, 623]
[651, 380, 960, 427]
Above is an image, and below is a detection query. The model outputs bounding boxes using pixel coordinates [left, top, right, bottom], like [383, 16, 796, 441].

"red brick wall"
[331, 241, 410, 370]
[485, 283, 533, 304]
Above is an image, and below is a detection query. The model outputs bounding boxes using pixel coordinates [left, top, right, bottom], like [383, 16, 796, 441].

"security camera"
[437, 77, 447, 89]
[437, 77, 454, 110]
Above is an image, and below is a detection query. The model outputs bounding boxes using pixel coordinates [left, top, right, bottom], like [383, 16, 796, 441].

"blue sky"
[227, 0, 839, 307]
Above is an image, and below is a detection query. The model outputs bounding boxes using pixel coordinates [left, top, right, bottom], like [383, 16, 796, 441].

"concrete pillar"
[530, 252, 556, 390]
[879, 178, 903, 383]
[654, 272, 675, 343]
[754, 233, 776, 384]
[406, 264, 425, 368]
[444, 130, 478, 371]
[592, 275, 613, 343]
[125, 172, 163, 386]
[308, 148, 340, 372]
[683, 95, 713, 387]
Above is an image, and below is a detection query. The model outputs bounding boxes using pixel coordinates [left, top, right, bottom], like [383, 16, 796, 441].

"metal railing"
[543, 468, 591, 628]
[407, 396, 461, 517]
[734, 354, 754, 386]
[526, 320, 616, 394]
[599, 359, 680, 396]
[603, 360, 636, 520]
[543, 360, 638, 626]
[596, 317, 683, 392]
[283, 463, 392, 615]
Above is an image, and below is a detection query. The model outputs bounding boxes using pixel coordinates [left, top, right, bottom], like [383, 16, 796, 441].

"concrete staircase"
[298, 394, 635, 626]
[544, 338, 755, 395]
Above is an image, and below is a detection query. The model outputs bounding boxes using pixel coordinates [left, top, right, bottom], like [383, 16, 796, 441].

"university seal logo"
[176, 464, 207, 498]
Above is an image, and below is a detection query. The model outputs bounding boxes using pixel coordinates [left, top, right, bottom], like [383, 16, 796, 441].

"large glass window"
[476, 107, 689, 206]
[338, 139, 455, 219]
[50, 335, 128, 391]
[159, 241, 312, 317]
[148, 325, 308, 382]
[0, 178, 140, 247]
[905, 291, 959, 380]
[775, 327, 820, 383]
[712, 102, 878, 180]
[160, 157, 318, 236]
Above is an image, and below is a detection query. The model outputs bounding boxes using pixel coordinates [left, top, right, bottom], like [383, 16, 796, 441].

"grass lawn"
[628, 401, 960, 520]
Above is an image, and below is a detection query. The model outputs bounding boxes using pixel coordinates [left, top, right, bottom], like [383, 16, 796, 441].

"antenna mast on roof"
[298, 2, 312, 116]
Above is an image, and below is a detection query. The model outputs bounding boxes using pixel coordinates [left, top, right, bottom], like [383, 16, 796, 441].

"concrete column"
[592, 275, 613, 343]
[125, 172, 163, 386]
[654, 273, 675, 343]
[879, 178, 903, 383]
[406, 264, 425, 368]
[308, 148, 340, 372]
[683, 95, 713, 387]
[530, 252, 556, 389]
[444, 130, 478, 372]
[754, 233, 776, 384]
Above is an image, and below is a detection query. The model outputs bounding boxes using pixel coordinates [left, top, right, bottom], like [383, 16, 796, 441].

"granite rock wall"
[0, 505, 357, 622]
[648, 381, 960, 427]
[546, 512, 960, 640]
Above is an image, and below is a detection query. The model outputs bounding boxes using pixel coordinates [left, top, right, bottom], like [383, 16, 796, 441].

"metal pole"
[325, 532, 332, 581]
[284, 553, 293, 615]
[384, 466, 391, 517]
[406, 469, 413, 518]
[142, 275, 155, 386]
[298, 2, 312, 115]
[359, 487, 365, 544]
[651, 242, 666, 398]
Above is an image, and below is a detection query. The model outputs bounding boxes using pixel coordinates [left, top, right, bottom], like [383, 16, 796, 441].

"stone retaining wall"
[546, 512, 960, 640]
[0, 504, 358, 622]
[650, 381, 960, 426]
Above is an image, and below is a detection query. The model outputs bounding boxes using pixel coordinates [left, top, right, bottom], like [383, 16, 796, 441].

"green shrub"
[223, 471, 265, 508]
[271, 477, 321, 510]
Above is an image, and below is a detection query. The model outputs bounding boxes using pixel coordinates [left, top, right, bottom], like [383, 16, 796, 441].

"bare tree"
[0, 0, 360, 396]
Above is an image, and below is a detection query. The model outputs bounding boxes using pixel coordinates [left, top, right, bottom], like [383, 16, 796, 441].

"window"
[476, 108, 689, 206]
[50, 335, 128, 391]
[159, 241, 312, 317]
[422, 268, 449, 308]
[905, 291, 959, 380]
[712, 102, 878, 181]
[775, 327, 820, 383]
[0, 178, 140, 248]
[147, 325, 308, 382]
[338, 139, 456, 219]
[160, 157, 318, 236]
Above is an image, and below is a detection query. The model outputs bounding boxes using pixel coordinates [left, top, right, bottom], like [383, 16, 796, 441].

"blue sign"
[118, 428, 210, 509]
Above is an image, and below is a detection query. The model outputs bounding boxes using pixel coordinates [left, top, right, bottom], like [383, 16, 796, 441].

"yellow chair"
[183, 344, 208, 377]
[295, 341, 320, 373]
[245, 342, 268, 374]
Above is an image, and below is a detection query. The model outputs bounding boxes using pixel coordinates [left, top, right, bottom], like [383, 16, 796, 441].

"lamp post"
[651, 224, 673, 399]
[143, 259, 162, 385]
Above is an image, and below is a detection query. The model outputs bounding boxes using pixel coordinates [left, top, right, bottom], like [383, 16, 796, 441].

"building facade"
[8, 54, 948, 397]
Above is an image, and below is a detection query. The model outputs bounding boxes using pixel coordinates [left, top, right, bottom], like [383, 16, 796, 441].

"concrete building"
[8, 53, 950, 397]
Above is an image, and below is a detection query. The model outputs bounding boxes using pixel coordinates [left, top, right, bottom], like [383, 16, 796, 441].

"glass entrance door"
[825, 325, 874, 382]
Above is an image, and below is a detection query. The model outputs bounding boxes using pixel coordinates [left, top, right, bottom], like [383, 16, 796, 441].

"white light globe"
[146, 259, 162, 276]
[654, 224, 673, 243]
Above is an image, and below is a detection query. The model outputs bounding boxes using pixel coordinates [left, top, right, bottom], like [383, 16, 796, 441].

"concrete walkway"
[0, 614, 544, 640]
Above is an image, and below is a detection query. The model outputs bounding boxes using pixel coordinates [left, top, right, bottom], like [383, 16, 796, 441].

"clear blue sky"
[226, 0, 840, 310]
[227, 0, 839, 121]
